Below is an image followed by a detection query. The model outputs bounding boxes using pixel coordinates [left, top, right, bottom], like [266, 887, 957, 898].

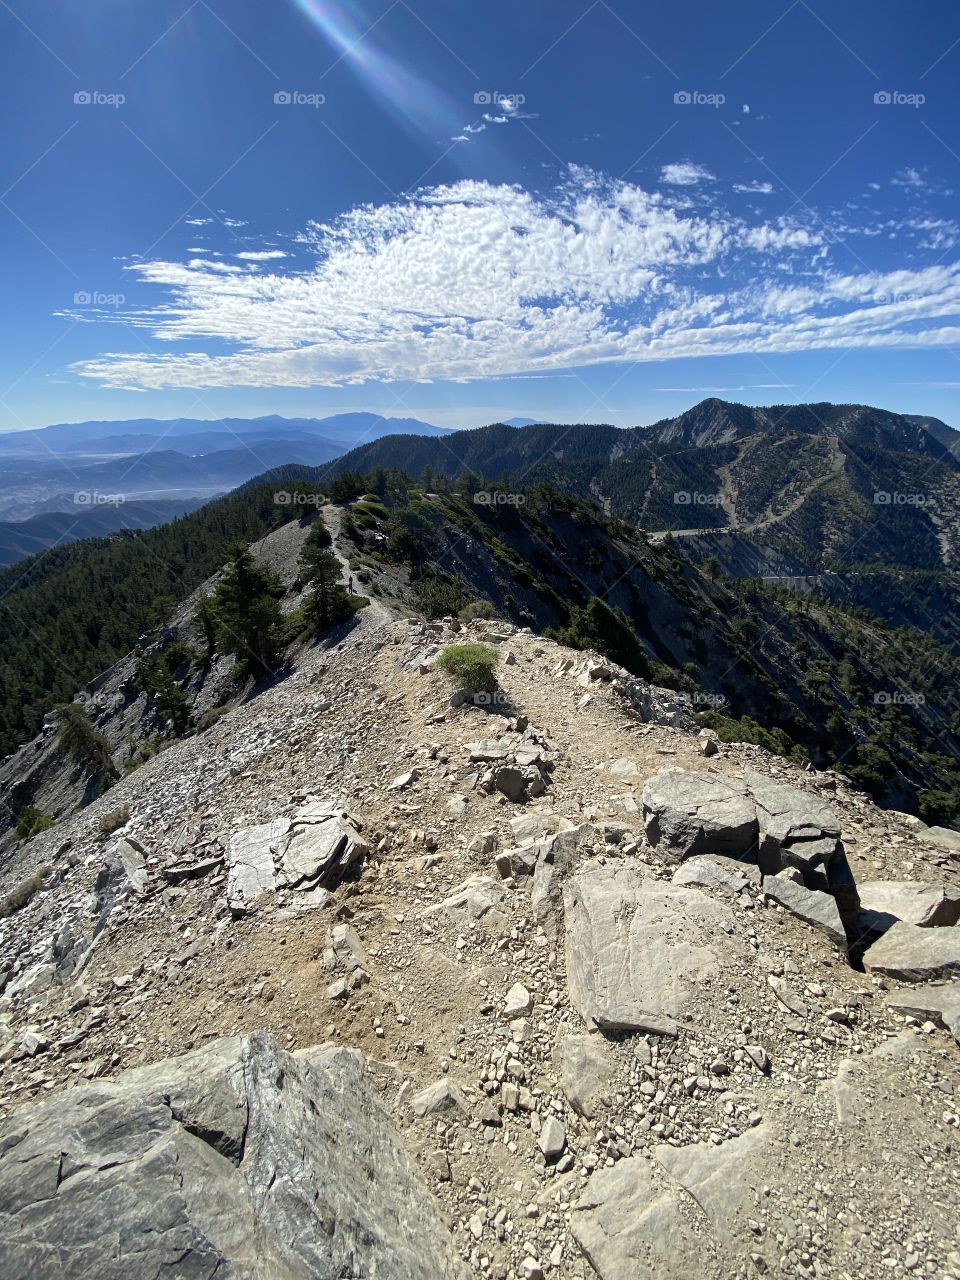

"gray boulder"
[642, 769, 758, 861]
[0, 1031, 467, 1279]
[225, 806, 367, 915]
[884, 983, 960, 1042]
[563, 865, 736, 1034]
[863, 922, 960, 982]
[858, 880, 960, 929]
[746, 773, 841, 888]
[763, 872, 847, 948]
[924, 825, 960, 853]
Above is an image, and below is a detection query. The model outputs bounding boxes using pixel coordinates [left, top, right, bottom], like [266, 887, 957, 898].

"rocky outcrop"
[225, 802, 367, 915]
[0, 1031, 467, 1279]
[858, 880, 960, 929]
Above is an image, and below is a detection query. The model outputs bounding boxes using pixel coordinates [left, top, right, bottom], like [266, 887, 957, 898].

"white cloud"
[733, 180, 774, 195]
[660, 161, 716, 186]
[892, 167, 926, 190]
[68, 170, 960, 392]
[235, 249, 288, 261]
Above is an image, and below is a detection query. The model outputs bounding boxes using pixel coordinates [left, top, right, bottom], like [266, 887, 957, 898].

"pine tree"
[300, 524, 353, 633]
[209, 545, 283, 677]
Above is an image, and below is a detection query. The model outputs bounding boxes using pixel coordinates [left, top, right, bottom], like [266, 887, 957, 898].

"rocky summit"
[1, 595, 959, 1279]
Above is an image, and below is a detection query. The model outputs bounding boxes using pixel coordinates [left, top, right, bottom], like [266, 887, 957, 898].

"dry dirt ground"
[1, 534, 959, 1280]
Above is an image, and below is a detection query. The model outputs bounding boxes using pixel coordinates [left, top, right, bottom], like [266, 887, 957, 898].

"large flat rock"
[642, 768, 758, 861]
[225, 818, 289, 914]
[563, 865, 736, 1034]
[0, 1031, 467, 1280]
[858, 880, 960, 929]
[863, 921, 960, 982]
[571, 1125, 772, 1279]
[225, 806, 367, 915]
[884, 983, 960, 1042]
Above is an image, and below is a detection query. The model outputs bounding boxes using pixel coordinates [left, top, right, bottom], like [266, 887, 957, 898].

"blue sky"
[1, 0, 959, 431]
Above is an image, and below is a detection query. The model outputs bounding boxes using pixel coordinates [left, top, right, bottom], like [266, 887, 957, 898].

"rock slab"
[863, 922, 960, 982]
[0, 1031, 467, 1279]
[563, 865, 735, 1034]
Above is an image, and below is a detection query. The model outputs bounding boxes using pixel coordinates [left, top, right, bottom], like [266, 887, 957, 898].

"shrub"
[413, 571, 469, 619]
[16, 805, 54, 842]
[458, 600, 495, 622]
[0, 864, 52, 916]
[437, 643, 499, 693]
[55, 703, 118, 776]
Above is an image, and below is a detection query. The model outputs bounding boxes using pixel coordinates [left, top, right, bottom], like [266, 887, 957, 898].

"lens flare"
[288, 0, 461, 145]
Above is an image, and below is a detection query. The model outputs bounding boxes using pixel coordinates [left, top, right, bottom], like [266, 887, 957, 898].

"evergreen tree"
[55, 703, 118, 777]
[300, 524, 353, 633]
[209, 545, 284, 677]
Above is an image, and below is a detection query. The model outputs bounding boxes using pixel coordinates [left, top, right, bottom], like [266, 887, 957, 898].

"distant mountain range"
[0, 411, 453, 458]
[0, 412, 453, 544]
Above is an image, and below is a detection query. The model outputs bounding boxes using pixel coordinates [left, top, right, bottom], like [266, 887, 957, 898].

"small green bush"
[458, 600, 495, 622]
[437, 643, 499, 693]
[16, 805, 54, 842]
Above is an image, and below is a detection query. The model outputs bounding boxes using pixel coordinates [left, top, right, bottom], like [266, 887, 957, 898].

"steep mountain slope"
[0, 485, 292, 757]
[0, 498, 205, 566]
[326, 399, 960, 573]
[3, 479, 959, 834]
[1, 586, 958, 1279]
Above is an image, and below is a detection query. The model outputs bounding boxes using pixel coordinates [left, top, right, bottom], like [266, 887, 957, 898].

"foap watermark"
[691, 691, 728, 709]
[874, 491, 926, 506]
[874, 90, 925, 108]
[474, 490, 526, 507]
[74, 490, 125, 507]
[274, 490, 326, 507]
[74, 90, 125, 108]
[74, 290, 125, 308]
[874, 690, 925, 707]
[674, 491, 722, 506]
[472, 690, 511, 708]
[474, 90, 525, 108]
[274, 90, 326, 107]
[674, 90, 725, 108]
[874, 290, 918, 306]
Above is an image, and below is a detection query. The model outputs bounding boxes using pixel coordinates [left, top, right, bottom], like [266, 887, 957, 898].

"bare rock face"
[863, 922, 960, 982]
[0, 1031, 467, 1280]
[563, 864, 737, 1034]
[642, 769, 758, 861]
